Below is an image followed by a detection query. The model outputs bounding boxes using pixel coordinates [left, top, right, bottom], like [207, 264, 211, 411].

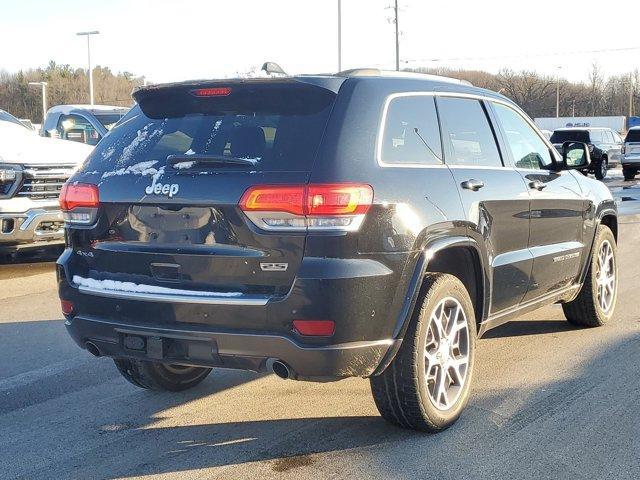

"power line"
[405, 46, 640, 65]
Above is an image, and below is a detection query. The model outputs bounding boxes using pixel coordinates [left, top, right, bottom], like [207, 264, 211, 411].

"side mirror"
[562, 141, 591, 169]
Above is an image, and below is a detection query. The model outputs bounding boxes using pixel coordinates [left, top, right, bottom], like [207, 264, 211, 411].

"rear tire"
[114, 358, 212, 391]
[562, 225, 617, 327]
[370, 273, 476, 432]
[594, 158, 607, 180]
[623, 168, 636, 181]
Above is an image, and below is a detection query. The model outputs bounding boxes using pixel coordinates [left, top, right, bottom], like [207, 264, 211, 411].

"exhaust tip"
[267, 359, 291, 379]
[85, 341, 101, 357]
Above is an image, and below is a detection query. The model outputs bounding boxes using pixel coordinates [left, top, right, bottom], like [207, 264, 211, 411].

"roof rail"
[336, 68, 473, 86]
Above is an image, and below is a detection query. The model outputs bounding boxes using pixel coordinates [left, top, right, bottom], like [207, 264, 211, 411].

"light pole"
[337, 0, 342, 71]
[76, 30, 100, 105]
[394, 0, 400, 71]
[28, 81, 47, 126]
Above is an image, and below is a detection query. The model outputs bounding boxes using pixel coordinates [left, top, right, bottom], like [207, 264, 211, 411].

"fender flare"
[391, 236, 488, 340]
[371, 236, 488, 376]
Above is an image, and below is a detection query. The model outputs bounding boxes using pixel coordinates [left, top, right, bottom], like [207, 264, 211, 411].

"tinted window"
[57, 114, 101, 146]
[550, 130, 590, 144]
[626, 129, 640, 142]
[381, 96, 442, 165]
[437, 97, 501, 167]
[493, 103, 552, 170]
[83, 87, 335, 173]
[94, 113, 126, 130]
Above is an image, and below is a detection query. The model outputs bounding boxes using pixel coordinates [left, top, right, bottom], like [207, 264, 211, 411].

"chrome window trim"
[376, 91, 560, 169]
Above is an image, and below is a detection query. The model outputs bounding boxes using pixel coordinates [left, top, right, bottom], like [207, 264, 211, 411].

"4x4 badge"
[145, 177, 179, 198]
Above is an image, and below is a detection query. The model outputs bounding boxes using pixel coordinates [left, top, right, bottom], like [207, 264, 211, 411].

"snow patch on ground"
[73, 275, 243, 298]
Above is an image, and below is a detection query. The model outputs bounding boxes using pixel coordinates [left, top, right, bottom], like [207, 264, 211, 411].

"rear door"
[67, 81, 338, 300]
[437, 95, 532, 314]
[490, 101, 585, 302]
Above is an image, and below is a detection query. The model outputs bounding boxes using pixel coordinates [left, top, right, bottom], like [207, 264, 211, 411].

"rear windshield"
[82, 86, 336, 173]
[94, 113, 126, 130]
[550, 130, 590, 143]
[625, 129, 640, 143]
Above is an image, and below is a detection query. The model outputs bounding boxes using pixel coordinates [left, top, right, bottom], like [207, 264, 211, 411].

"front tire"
[594, 158, 608, 180]
[562, 225, 617, 327]
[114, 358, 212, 391]
[370, 273, 476, 432]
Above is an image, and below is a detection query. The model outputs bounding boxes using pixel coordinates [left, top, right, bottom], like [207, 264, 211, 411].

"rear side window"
[437, 97, 502, 167]
[380, 95, 442, 165]
[82, 85, 336, 173]
[626, 130, 640, 142]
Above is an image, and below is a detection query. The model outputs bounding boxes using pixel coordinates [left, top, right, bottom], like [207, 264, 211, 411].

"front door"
[489, 101, 585, 303]
[437, 96, 532, 315]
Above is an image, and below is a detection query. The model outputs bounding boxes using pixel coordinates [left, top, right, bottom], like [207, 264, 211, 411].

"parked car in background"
[540, 129, 552, 140]
[58, 70, 618, 432]
[43, 105, 130, 146]
[0, 110, 92, 254]
[550, 127, 623, 179]
[622, 127, 640, 180]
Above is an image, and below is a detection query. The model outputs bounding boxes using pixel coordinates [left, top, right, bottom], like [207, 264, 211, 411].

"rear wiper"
[167, 154, 259, 168]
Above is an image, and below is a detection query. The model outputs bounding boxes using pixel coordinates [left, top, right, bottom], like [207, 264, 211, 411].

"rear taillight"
[621, 145, 626, 155]
[239, 183, 373, 231]
[59, 183, 100, 225]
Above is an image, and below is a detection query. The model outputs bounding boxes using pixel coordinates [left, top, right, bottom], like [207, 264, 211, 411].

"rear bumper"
[65, 315, 399, 380]
[0, 207, 65, 250]
[622, 156, 640, 166]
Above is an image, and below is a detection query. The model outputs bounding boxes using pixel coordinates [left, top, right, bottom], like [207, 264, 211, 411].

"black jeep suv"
[57, 70, 618, 432]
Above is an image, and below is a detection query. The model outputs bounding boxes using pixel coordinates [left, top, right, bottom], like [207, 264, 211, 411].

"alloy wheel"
[595, 239, 616, 313]
[424, 297, 470, 411]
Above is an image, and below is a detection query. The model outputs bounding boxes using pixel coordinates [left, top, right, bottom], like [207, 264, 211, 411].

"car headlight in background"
[0, 164, 23, 198]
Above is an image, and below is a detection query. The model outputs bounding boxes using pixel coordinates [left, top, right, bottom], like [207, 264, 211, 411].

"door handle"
[529, 180, 547, 191]
[461, 179, 484, 191]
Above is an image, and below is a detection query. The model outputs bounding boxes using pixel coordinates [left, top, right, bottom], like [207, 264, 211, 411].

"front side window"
[380, 95, 442, 165]
[57, 114, 101, 146]
[437, 97, 502, 167]
[493, 103, 553, 170]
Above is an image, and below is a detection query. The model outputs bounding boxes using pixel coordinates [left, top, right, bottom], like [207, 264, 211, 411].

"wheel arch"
[391, 236, 489, 341]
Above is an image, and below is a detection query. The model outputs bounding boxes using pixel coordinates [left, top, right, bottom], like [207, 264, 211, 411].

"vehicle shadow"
[17, 330, 638, 480]
[0, 245, 63, 266]
[482, 318, 578, 338]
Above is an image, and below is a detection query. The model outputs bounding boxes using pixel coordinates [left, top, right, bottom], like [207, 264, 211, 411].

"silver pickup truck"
[0, 110, 92, 253]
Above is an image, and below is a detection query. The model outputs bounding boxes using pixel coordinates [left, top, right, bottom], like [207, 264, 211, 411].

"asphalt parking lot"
[1, 171, 639, 480]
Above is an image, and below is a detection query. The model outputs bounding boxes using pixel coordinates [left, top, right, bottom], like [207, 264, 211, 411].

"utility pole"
[28, 81, 47, 126]
[394, 0, 400, 71]
[556, 66, 562, 118]
[629, 74, 635, 118]
[76, 31, 100, 105]
[337, 0, 342, 71]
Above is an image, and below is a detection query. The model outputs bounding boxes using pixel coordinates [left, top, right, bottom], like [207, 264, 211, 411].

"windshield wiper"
[167, 154, 259, 168]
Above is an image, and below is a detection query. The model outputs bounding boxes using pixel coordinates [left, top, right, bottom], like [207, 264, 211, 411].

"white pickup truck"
[0, 110, 92, 253]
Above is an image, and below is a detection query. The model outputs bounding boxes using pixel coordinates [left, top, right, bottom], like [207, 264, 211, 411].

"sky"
[1, 0, 638, 84]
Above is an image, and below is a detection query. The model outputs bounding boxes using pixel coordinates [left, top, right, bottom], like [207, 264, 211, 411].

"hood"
[0, 122, 93, 165]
